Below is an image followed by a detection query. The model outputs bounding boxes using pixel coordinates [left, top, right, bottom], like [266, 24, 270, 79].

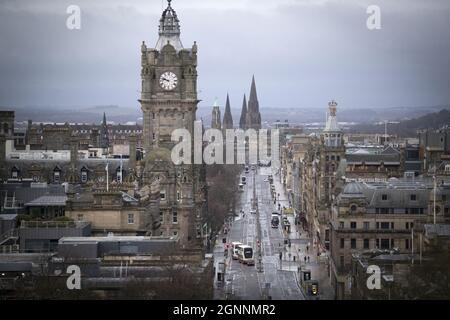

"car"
[250, 209, 256, 215]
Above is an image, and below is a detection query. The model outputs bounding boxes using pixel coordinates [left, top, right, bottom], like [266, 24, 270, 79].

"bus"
[231, 242, 243, 260]
[237, 245, 255, 265]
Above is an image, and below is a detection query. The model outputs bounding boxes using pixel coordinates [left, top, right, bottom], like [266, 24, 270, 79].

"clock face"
[159, 71, 178, 90]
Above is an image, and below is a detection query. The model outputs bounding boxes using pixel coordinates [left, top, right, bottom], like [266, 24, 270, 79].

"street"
[214, 166, 311, 300]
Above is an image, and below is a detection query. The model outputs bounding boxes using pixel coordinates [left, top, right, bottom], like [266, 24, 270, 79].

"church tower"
[211, 98, 221, 130]
[245, 75, 262, 130]
[222, 93, 233, 130]
[139, 0, 205, 247]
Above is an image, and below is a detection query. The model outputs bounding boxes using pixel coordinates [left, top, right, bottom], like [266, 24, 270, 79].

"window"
[128, 213, 134, 224]
[391, 222, 395, 230]
[376, 239, 380, 249]
[380, 222, 390, 229]
[172, 212, 178, 224]
[363, 222, 370, 230]
[382, 194, 388, 201]
[340, 238, 345, 249]
[339, 221, 344, 229]
[350, 222, 357, 229]
[53, 170, 61, 183]
[159, 211, 164, 222]
[405, 239, 410, 250]
[351, 239, 356, 249]
[81, 170, 88, 183]
[173, 231, 178, 236]
[160, 191, 166, 200]
[391, 239, 395, 248]
[177, 192, 181, 201]
[410, 194, 417, 201]
[405, 222, 410, 230]
[340, 256, 345, 268]
[336, 156, 340, 161]
[445, 164, 450, 172]
[380, 239, 390, 249]
[11, 169, 18, 179]
[363, 239, 370, 249]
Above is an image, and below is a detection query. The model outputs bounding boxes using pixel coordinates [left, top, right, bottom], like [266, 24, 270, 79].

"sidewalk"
[272, 167, 334, 300]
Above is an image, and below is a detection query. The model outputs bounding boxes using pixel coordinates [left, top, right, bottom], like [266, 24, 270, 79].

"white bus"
[237, 245, 255, 265]
[231, 241, 243, 260]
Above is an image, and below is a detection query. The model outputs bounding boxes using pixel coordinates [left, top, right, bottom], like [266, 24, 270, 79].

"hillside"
[349, 109, 450, 137]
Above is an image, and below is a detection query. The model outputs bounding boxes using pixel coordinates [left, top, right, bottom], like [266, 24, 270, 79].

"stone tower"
[222, 93, 233, 130]
[320, 100, 345, 205]
[239, 94, 247, 130]
[139, 0, 205, 247]
[211, 98, 221, 130]
[245, 75, 261, 130]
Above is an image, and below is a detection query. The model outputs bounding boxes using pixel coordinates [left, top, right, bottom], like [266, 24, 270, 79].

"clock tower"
[138, 0, 205, 247]
[140, 0, 198, 152]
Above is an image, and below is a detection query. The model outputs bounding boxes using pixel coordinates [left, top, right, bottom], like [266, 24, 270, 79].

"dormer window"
[410, 194, 417, 201]
[11, 167, 19, 179]
[81, 168, 88, 183]
[382, 194, 388, 201]
[445, 164, 450, 172]
[53, 168, 61, 183]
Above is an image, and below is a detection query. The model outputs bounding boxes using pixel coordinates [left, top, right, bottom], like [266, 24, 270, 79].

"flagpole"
[106, 156, 109, 192]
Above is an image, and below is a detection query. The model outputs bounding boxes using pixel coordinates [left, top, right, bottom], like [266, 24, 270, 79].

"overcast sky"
[0, 0, 449, 111]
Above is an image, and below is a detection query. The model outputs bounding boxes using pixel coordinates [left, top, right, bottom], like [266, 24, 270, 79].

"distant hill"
[349, 109, 450, 137]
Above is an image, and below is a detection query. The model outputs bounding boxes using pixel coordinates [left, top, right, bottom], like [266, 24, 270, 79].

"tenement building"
[329, 177, 450, 299]
[301, 101, 345, 251]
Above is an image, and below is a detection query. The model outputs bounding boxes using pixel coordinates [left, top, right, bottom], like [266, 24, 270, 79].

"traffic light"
[311, 284, 318, 296]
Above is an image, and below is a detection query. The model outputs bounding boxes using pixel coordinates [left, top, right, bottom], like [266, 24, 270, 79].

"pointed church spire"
[100, 112, 109, 149]
[246, 75, 261, 130]
[239, 94, 247, 130]
[249, 75, 258, 107]
[223, 93, 233, 130]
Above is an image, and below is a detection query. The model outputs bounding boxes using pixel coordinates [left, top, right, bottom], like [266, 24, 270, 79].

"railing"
[20, 220, 90, 229]
[0, 228, 18, 243]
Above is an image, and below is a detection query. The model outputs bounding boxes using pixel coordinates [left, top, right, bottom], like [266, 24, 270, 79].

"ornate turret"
[155, 0, 183, 52]
[323, 100, 343, 148]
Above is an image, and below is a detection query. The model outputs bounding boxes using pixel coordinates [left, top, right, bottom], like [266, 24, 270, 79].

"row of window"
[373, 207, 425, 214]
[381, 194, 418, 201]
[339, 221, 414, 230]
[339, 238, 410, 250]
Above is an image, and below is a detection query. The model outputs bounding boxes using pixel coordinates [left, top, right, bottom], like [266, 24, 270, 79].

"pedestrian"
[306, 245, 309, 253]
[304, 256, 307, 263]
[307, 256, 310, 263]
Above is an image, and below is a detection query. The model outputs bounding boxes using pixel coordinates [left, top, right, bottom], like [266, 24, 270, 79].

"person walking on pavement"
[307, 256, 310, 263]
[304, 256, 307, 263]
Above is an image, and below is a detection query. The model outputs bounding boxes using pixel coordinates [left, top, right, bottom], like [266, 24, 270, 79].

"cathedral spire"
[223, 93, 233, 130]
[155, 0, 183, 51]
[246, 75, 261, 130]
[239, 94, 247, 130]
